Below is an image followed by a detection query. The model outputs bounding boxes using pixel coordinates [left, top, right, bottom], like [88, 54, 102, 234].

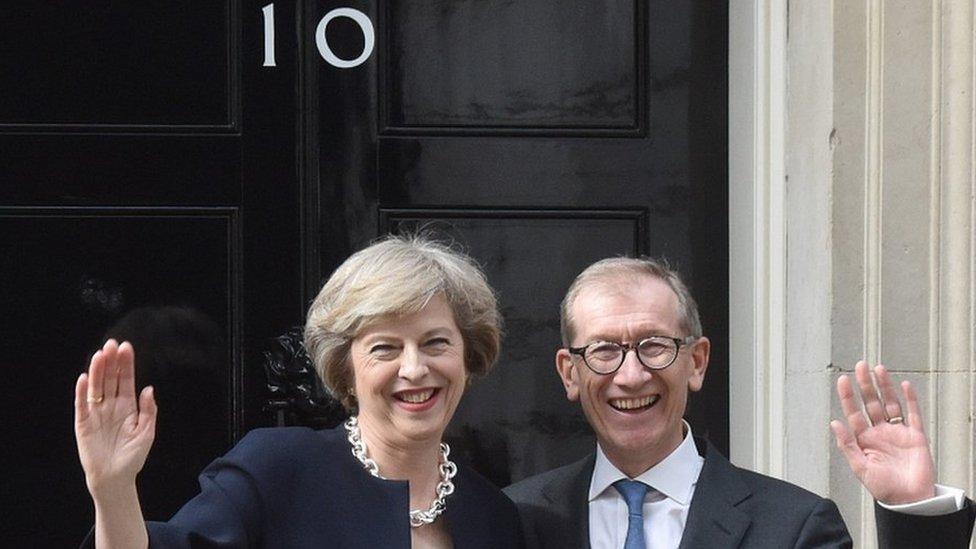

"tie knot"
[613, 479, 649, 513]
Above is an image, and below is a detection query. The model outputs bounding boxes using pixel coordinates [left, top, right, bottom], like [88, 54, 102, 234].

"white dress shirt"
[588, 424, 703, 549]
[586, 423, 966, 549]
[878, 484, 967, 516]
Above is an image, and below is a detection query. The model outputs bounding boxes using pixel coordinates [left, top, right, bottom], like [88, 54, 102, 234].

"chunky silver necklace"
[344, 416, 457, 527]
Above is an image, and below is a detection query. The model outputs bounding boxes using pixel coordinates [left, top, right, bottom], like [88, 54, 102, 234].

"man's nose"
[613, 349, 649, 387]
[398, 345, 429, 380]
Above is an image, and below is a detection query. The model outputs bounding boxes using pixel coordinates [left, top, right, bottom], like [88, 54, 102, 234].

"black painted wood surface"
[0, 1, 727, 544]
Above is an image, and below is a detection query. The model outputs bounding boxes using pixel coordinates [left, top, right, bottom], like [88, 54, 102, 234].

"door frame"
[728, 0, 789, 476]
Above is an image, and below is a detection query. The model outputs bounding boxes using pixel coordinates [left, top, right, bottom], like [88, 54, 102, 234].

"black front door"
[0, 1, 726, 544]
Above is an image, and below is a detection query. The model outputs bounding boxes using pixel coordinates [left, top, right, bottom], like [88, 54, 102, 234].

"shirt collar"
[588, 420, 703, 505]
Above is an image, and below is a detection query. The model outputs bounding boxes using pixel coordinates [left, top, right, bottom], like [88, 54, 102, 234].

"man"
[505, 257, 974, 548]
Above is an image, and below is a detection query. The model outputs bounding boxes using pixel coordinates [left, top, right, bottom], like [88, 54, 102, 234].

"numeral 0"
[262, 4, 376, 69]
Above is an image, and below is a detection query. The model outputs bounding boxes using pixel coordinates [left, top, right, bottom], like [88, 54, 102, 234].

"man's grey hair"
[559, 257, 702, 346]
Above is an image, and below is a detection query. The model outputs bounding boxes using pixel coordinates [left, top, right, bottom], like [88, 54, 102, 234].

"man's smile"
[608, 395, 660, 411]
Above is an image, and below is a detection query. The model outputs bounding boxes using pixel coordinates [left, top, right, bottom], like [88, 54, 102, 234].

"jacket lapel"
[539, 453, 595, 549]
[677, 438, 752, 549]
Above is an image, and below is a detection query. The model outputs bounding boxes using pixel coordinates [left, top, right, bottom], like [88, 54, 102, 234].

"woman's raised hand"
[74, 339, 157, 499]
[830, 361, 936, 505]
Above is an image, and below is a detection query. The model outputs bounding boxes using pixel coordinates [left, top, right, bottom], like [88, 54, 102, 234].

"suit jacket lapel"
[677, 438, 752, 549]
[539, 453, 595, 549]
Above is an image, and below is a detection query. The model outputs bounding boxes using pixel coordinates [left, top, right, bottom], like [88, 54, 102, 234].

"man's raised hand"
[830, 361, 936, 505]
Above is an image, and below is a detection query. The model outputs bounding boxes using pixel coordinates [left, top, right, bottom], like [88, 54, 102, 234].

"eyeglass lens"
[584, 338, 677, 372]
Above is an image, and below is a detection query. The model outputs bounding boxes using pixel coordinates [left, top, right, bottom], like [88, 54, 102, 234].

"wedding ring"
[87, 395, 104, 404]
[887, 416, 904, 424]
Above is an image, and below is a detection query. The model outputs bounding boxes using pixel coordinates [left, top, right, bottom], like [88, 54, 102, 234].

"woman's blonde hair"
[304, 234, 502, 410]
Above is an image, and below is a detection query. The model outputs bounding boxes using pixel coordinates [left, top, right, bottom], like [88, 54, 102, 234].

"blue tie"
[613, 479, 650, 549]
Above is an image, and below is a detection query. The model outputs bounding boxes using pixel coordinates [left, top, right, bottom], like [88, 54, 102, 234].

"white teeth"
[610, 395, 658, 410]
[399, 389, 434, 403]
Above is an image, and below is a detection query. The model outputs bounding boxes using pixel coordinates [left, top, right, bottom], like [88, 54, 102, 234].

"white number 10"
[262, 4, 376, 69]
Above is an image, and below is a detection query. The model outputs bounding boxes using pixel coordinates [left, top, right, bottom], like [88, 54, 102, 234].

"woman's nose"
[398, 345, 429, 380]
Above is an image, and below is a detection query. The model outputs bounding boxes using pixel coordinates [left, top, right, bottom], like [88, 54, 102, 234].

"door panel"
[0, 211, 234, 542]
[384, 210, 646, 482]
[1, 2, 232, 128]
[382, 0, 642, 132]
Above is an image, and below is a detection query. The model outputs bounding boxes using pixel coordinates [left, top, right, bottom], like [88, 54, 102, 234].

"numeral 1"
[262, 3, 276, 67]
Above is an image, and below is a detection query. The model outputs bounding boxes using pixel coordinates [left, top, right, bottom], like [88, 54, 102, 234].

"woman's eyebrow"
[358, 333, 397, 345]
[421, 327, 455, 338]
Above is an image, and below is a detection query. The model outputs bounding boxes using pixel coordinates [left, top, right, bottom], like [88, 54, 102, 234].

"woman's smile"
[393, 387, 441, 410]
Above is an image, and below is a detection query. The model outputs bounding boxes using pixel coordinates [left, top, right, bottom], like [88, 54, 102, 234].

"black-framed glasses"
[568, 335, 699, 375]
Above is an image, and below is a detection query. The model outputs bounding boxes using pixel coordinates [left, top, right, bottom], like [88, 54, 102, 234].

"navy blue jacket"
[85, 427, 523, 548]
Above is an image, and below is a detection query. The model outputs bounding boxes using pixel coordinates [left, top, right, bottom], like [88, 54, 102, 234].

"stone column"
[732, 1, 976, 547]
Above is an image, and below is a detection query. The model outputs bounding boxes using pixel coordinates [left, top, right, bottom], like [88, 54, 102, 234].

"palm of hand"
[851, 423, 935, 504]
[77, 393, 152, 488]
[74, 340, 157, 496]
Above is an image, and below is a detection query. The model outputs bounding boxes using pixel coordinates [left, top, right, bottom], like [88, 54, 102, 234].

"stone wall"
[731, 1, 974, 547]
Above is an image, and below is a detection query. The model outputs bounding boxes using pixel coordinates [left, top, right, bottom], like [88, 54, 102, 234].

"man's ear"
[687, 336, 710, 393]
[555, 348, 580, 401]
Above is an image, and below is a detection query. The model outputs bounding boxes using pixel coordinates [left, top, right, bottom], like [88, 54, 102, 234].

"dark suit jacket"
[82, 427, 523, 548]
[504, 437, 974, 548]
[875, 498, 975, 549]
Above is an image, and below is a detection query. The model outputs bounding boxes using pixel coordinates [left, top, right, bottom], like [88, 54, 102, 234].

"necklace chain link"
[344, 416, 457, 528]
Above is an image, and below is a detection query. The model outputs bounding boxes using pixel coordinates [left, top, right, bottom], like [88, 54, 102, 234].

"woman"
[75, 235, 523, 548]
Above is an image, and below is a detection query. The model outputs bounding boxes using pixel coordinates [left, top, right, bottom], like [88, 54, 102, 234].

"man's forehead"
[576, 272, 674, 299]
[572, 275, 680, 323]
